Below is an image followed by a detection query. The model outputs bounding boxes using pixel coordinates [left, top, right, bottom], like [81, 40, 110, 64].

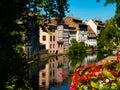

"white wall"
[39, 28, 50, 49]
[86, 19, 97, 35]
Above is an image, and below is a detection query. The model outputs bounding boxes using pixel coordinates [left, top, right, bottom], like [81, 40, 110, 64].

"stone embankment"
[97, 56, 119, 65]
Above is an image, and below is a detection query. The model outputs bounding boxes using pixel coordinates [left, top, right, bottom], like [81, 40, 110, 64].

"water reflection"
[83, 54, 98, 66]
[28, 53, 98, 90]
[39, 55, 70, 90]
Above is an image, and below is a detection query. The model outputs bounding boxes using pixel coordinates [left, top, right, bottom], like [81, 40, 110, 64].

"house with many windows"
[39, 24, 57, 54]
[39, 17, 105, 54]
[77, 23, 88, 43]
[39, 18, 69, 54]
[57, 24, 69, 52]
[64, 16, 83, 44]
[86, 19, 105, 46]
[85, 26, 97, 46]
[64, 16, 88, 45]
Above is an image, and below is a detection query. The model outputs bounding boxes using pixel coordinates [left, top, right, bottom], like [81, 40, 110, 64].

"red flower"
[90, 69, 101, 77]
[87, 75, 91, 81]
[90, 70, 95, 76]
[70, 83, 76, 90]
[94, 71, 100, 76]
[73, 76, 78, 84]
[87, 64, 92, 68]
[95, 69, 101, 76]
[74, 71, 79, 75]
[60, 72, 66, 78]
[116, 53, 120, 60]
[110, 71, 115, 76]
[81, 75, 87, 81]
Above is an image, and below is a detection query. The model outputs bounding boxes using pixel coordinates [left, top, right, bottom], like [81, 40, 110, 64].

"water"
[28, 54, 98, 90]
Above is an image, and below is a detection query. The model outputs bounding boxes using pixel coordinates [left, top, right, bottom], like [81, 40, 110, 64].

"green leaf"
[111, 82, 117, 89]
[102, 68, 115, 80]
[91, 76, 98, 81]
[79, 85, 83, 90]
[6, 84, 15, 89]
[90, 81, 99, 89]
[117, 77, 120, 86]
[115, 64, 120, 71]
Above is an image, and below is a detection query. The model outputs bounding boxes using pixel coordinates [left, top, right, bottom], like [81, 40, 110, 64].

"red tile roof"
[64, 17, 81, 30]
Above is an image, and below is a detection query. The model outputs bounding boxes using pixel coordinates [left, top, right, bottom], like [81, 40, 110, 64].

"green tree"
[97, 18, 120, 54]
[27, 0, 69, 25]
[67, 39, 86, 55]
[97, 0, 120, 54]
[0, 0, 69, 89]
[0, 1, 30, 89]
[67, 54, 86, 67]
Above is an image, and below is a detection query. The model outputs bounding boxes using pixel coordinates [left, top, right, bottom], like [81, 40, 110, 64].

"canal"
[28, 53, 101, 90]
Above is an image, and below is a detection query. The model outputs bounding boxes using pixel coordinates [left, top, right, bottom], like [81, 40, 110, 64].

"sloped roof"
[87, 26, 95, 34]
[64, 16, 82, 30]
[91, 19, 105, 26]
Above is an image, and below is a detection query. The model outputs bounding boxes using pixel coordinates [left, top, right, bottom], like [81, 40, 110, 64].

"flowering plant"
[70, 60, 120, 90]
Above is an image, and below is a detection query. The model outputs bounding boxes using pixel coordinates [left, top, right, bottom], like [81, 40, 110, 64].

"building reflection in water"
[28, 54, 98, 90]
[39, 55, 70, 89]
[83, 54, 97, 66]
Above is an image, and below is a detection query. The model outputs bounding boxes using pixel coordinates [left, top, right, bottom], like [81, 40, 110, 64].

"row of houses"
[39, 17, 105, 54]
[21, 13, 105, 60]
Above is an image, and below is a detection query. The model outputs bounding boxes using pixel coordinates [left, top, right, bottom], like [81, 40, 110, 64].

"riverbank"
[97, 55, 120, 65]
[28, 52, 66, 64]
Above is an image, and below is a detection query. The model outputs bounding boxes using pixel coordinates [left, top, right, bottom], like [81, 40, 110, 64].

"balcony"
[57, 40, 64, 44]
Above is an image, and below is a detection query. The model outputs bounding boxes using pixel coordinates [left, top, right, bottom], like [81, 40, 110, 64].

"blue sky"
[67, 0, 116, 21]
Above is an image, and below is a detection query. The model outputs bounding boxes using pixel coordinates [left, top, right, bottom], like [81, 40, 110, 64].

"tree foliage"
[0, 0, 69, 89]
[67, 54, 86, 67]
[97, 18, 120, 54]
[26, 0, 69, 24]
[67, 39, 86, 55]
[0, 0, 30, 89]
[97, 0, 120, 54]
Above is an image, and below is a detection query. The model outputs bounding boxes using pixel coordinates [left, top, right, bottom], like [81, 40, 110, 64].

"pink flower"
[69, 84, 76, 90]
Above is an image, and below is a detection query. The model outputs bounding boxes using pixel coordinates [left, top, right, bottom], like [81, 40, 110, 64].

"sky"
[67, 0, 116, 22]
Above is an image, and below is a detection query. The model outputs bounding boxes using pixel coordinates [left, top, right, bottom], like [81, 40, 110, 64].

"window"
[42, 72, 46, 77]
[53, 36, 55, 41]
[49, 64, 51, 68]
[50, 36, 52, 41]
[43, 35, 46, 41]
[50, 44, 52, 48]
[53, 44, 55, 48]
[42, 82, 46, 85]
[58, 44, 60, 48]
[50, 71, 52, 76]
[53, 70, 55, 76]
